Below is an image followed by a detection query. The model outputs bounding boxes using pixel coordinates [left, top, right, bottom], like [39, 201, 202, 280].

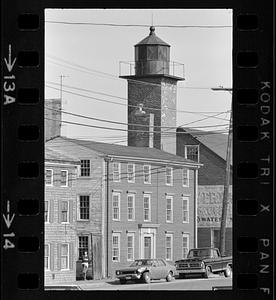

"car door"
[158, 259, 168, 278]
[150, 260, 160, 279]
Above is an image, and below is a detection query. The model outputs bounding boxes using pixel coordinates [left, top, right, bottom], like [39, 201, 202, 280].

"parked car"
[175, 247, 232, 279]
[115, 259, 176, 284]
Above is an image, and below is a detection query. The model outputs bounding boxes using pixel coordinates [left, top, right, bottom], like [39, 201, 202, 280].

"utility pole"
[212, 87, 232, 256]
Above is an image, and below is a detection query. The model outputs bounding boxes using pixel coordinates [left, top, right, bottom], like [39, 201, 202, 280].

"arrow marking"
[4, 44, 16, 72]
[3, 201, 15, 229]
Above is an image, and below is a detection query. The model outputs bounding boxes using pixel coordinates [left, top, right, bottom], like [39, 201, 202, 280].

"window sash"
[166, 196, 173, 222]
[127, 194, 135, 220]
[112, 234, 120, 262]
[79, 195, 90, 220]
[143, 195, 151, 221]
[182, 197, 189, 223]
[165, 167, 173, 185]
[79, 236, 89, 260]
[112, 193, 120, 220]
[182, 168, 189, 187]
[45, 169, 53, 185]
[60, 244, 69, 270]
[165, 235, 173, 260]
[113, 162, 121, 182]
[127, 234, 134, 261]
[80, 160, 90, 177]
[61, 201, 69, 223]
[182, 235, 189, 258]
[127, 163, 135, 182]
[60, 170, 68, 186]
[143, 165, 151, 183]
[185, 145, 199, 162]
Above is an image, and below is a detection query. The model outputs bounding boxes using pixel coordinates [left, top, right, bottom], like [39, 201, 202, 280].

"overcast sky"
[45, 9, 232, 144]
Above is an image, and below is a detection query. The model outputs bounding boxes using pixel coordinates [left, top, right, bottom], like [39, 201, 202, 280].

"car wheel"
[203, 266, 212, 278]
[142, 272, 151, 284]
[119, 279, 127, 284]
[224, 265, 232, 278]
[166, 272, 173, 282]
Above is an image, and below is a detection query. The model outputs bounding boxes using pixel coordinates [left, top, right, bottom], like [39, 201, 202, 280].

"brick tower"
[120, 26, 184, 154]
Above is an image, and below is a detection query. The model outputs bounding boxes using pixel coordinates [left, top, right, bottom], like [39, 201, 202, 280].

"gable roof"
[178, 128, 232, 165]
[47, 136, 201, 167]
[45, 146, 80, 164]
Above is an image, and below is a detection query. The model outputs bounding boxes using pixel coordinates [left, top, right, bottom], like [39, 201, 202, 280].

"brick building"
[176, 127, 232, 256]
[46, 136, 201, 278]
[45, 147, 80, 284]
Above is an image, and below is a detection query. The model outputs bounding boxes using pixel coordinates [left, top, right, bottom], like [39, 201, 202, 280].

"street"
[79, 275, 232, 291]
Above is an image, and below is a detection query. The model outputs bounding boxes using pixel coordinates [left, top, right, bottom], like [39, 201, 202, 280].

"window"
[112, 192, 120, 221]
[112, 233, 120, 262]
[182, 234, 189, 258]
[45, 244, 50, 270]
[61, 244, 69, 270]
[166, 196, 173, 223]
[185, 145, 199, 162]
[182, 196, 189, 223]
[127, 194, 135, 221]
[165, 167, 173, 185]
[143, 194, 151, 222]
[182, 168, 189, 187]
[80, 160, 90, 177]
[45, 200, 49, 223]
[61, 201, 69, 223]
[127, 163, 135, 183]
[113, 162, 121, 182]
[127, 233, 135, 261]
[60, 170, 68, 187]
[165, 234, 173, 261]
[79, 236, 89, 260]
[143, 165, 151, 184]
[45, 169, 53, 186]
[78, 195, 90, 220]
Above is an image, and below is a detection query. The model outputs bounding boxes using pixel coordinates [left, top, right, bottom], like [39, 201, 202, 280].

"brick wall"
[127, 77, 178, 154]
[176, 132, 232, 185]
[106, 160, 196, 277]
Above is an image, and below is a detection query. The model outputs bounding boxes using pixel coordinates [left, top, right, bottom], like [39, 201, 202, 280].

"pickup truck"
[175, 247, 232, 279]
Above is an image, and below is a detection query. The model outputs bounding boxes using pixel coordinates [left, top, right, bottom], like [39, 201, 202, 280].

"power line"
[45, 21, 232, 28]
[46, 85, 230, 122]
[45, 106, 229, 130]
[46, 80, 229, 114]
[46, 116, 229, 136]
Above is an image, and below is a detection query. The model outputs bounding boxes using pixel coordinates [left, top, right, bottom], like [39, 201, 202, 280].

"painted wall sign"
[197, 185, 232, 227]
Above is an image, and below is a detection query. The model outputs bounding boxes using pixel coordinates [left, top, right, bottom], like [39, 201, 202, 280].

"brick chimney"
[45, 98, 62, 141]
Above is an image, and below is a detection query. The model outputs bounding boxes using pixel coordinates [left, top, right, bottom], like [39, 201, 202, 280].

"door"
[91, 234, 102, 279]
[144, 236, 152, 259]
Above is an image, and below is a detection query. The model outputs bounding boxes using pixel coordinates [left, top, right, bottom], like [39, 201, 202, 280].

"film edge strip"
[0, 3, 274, 299]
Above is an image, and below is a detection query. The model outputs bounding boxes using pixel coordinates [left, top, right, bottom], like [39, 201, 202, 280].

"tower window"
[147, 46, 158, 60]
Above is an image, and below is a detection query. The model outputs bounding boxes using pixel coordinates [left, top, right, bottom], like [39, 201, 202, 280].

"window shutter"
[58, 200, 62, 223]
[76, 197, 80, 221]
[69, 200, 73, 223]
[69, 242, 74, 270]
[50, 243, 55, 271]
[49, 199, 54, 223]
[56, 244, 61, 270]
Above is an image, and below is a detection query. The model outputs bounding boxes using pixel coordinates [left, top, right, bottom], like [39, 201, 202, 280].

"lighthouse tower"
[120, 26, 184, 154]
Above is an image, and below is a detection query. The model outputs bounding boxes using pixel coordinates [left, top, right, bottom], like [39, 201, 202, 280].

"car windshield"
[187, 249, 212, 258]
[130, 260, 153, 267]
